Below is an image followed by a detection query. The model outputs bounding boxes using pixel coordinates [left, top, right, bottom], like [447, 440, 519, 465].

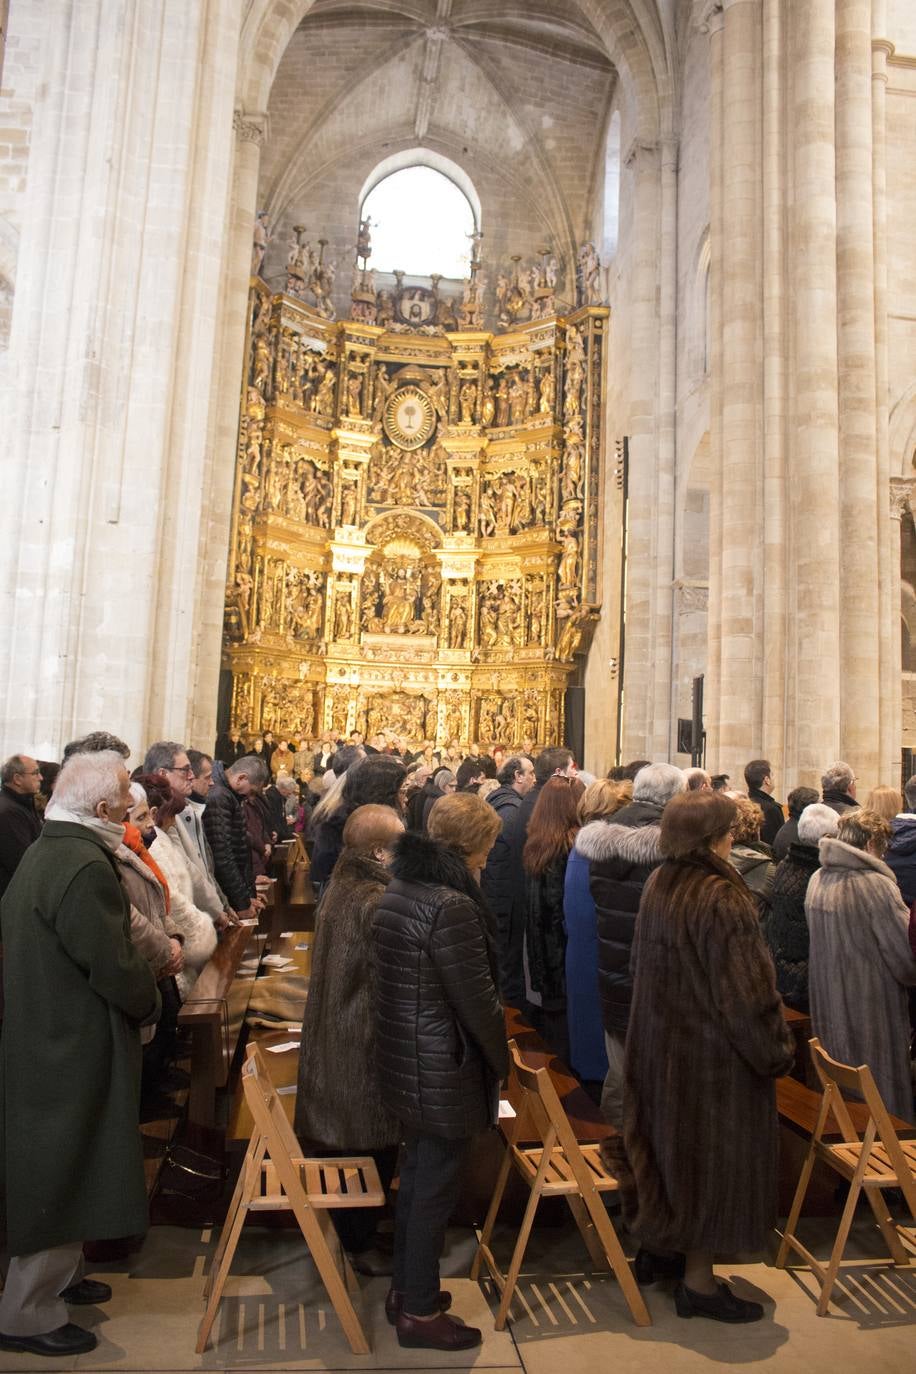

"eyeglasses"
[170, 765, 194, 777]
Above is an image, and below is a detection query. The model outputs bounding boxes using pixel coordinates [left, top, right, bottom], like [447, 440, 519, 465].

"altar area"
[222, 242, 617, 750]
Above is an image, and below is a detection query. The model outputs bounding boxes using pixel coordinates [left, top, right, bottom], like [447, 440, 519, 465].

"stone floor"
[0, 1215, 913, 1374]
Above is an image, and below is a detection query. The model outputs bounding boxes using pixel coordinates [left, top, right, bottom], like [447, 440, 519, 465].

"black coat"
[748, 787, 784, 847]
[372, 832, 508, 1139]
[214, 734, 245, 767]
[310, 810, 346, 884]
[762, 841, 820, 1011]
[202, 762, 254, 911]
[772, 816, 799, 863]
[822, 789, 858, 815]
[884, 815, 916, 906]
[0, 787, 42, 898]
[576, 800, 665, 1035]
[406, 779, 438, 832]
[480, 784, 523, 917]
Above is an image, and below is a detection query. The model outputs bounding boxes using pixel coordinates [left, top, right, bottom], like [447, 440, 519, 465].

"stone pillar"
[712, 0, 763, 778]
[655, 134, 679, 758]
[872, 0, 897, 779]
[702, 2, 726, 768]
[787, 0, 841, 787]
[187, 108, 268, 749]
[760, 0, 788, 776]
[0, 0, 239, 758]
[836, 0, 881, 788]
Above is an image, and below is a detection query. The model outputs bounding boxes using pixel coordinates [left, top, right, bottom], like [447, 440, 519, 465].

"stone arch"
[890, 380, 916, 478]
[359, 148, 482, 228]
[363, 508, 443, 551]
[239, 1, 667, 143]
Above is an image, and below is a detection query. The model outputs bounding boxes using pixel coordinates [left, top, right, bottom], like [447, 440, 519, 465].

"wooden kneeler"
[196, 1044, 384, 1354]
[471, 1040, 651, 1330]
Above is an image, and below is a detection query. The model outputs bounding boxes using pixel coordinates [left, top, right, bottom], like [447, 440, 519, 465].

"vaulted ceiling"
[259, 0, 618, 255]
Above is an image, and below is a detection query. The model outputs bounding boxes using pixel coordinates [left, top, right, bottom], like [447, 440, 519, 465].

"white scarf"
[44, 802, 125, 852]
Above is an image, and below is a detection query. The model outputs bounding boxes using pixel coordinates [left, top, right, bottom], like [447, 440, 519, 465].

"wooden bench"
[178, 922, 263, 1147]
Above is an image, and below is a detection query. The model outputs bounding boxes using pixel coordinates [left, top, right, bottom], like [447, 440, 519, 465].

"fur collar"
[818, 836, 896, 879]
[332, 847, 391, 888]
[575, 817, 663, 865]
[390, 830, 481, 902]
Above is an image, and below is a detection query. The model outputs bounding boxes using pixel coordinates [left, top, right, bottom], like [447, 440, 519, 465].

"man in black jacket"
[202, 758, 264, 920]
[820, 760, 859, 815]
[480, 754, 535, 1001]
[0, 755, 43, 898]
[744, 758, 785, 846]
[575, 761, 685, 1127]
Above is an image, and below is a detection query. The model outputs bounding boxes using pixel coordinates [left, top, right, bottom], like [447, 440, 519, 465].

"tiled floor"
[0, 1215, 913, 1373]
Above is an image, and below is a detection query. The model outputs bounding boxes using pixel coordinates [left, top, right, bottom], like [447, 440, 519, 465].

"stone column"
[187, 108, 268, 748]
[872, 1, 897, 779]
[836, 0, 881, 788]
[760, 0, 788, 775]
[787, 0, 841, 787]
[712, 0, 763, 779]
[655, 133, 679, 759]
[702, 2, 726, 767]
[0, 0, 239, 758]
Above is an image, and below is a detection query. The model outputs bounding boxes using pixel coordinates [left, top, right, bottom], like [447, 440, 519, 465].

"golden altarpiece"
[223, 266, 611, 749]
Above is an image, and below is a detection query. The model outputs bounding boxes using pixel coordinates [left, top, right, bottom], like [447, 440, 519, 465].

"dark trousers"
[330, 1145, 398, 1254]
[392, 1130, 470, 1315]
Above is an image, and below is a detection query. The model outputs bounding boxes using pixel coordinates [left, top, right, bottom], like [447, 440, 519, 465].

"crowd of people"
[1, 730, 915, 1354]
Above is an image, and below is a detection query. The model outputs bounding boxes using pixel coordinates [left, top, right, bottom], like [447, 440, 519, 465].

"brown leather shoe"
[396, 1310, 481, 1350]
[384, 1287, 452, 1325]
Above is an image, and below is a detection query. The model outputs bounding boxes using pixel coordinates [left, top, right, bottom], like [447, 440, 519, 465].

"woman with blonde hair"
[564, 778, 632, 1082]
[865, 785, 903, 821]
[727, 795, 775, 911]
[372, 792, 507, 1351]
[805, 807, 916, 1120]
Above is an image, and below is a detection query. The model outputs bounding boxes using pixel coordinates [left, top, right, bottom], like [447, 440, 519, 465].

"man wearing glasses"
[0, 755, 43, 898]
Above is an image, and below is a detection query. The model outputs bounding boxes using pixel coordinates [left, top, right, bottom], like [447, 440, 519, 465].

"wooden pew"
[178, 922, 263, 1149]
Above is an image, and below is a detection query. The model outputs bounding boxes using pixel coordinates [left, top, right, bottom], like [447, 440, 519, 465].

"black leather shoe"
[396, 1310, 481, 1350]
[0, 1323, 98, 1356]
[384, 1287, 452, 1325]
[634, 1248, 686, 1284]
[674, 1281, 764, 1323]
[60, 1278, 112, 1305]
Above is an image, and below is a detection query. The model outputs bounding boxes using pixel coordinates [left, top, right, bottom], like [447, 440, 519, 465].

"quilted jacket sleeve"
[429, 895, 508, 1081]
[202, 787, 250, 911]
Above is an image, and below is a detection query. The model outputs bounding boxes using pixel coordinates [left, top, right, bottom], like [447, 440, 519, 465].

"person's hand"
[236, 905, 257, 921]
[264, 843, 273, 859]
[163, 938, 184, 977]
[252, 894, 267, 912]
[214, 910, 231, 932]
[254, 874, 272, 891]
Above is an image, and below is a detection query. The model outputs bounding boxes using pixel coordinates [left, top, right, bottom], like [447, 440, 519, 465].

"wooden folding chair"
[776, 1037, 916, 1315]
[196, 1043, 384, 1354]
[471, 1039, 650, 1329]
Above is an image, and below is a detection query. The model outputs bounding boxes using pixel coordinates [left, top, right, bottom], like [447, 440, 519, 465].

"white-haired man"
[0, 751, 160, 1358]
[820, 761, 859, 816]
[574, 762, 686, 1131]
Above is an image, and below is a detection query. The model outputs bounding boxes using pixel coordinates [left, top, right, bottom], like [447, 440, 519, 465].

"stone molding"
[890, 477, 915, 520]
[233, 109, 269, 145]
[694, 1, 724, 35]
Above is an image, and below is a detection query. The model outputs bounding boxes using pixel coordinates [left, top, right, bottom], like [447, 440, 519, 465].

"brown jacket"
[612, 849, 793, 1253]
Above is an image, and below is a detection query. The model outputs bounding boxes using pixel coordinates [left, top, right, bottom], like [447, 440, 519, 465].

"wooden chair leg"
[566, 1194, 612, 1272]
[196, 1149, 262, 1353]
[494, 1158, 552, 1331]
[776, 1139, 819, 1269]
[579, 1187, 651, 1327]
[203, 1137, 266, 1303]
[285, 1190, 371, 1356]
[863, 1186, 911, 1266]
[816, 1171, 865, 1316]
[470, 1142, 514, 1281]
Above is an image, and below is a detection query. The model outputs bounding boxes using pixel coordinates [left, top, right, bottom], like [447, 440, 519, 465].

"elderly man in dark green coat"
[0, 749, 160, 1359]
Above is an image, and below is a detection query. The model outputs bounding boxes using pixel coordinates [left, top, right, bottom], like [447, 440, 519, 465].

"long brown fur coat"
[612, 849, 794, 1253]
[294, 848, 400, 1150]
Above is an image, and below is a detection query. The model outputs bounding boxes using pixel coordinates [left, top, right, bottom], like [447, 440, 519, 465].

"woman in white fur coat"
[132, 774, 218, 1000]
[805, 807, 916, 1122]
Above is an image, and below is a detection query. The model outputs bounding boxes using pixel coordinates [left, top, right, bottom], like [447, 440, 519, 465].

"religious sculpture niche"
[477, 580, 523, 650]
[224, 276, 610, 752]
[361, 542, 441, 638]
[365, 692, 432, 743]
[495, 248, 560, 328]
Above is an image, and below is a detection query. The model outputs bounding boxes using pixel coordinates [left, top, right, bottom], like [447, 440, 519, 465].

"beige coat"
[805, 838, 916, 1121]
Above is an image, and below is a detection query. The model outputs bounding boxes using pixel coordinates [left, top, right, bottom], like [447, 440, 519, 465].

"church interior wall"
[886, 50, 916, 464]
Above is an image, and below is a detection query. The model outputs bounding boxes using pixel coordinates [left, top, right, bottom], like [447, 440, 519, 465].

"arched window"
[360, 154, 478, 279]
[602, 110, 621, 261]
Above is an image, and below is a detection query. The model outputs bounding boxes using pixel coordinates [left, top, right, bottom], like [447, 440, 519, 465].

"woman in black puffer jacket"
[372, 792, 507, 1353]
